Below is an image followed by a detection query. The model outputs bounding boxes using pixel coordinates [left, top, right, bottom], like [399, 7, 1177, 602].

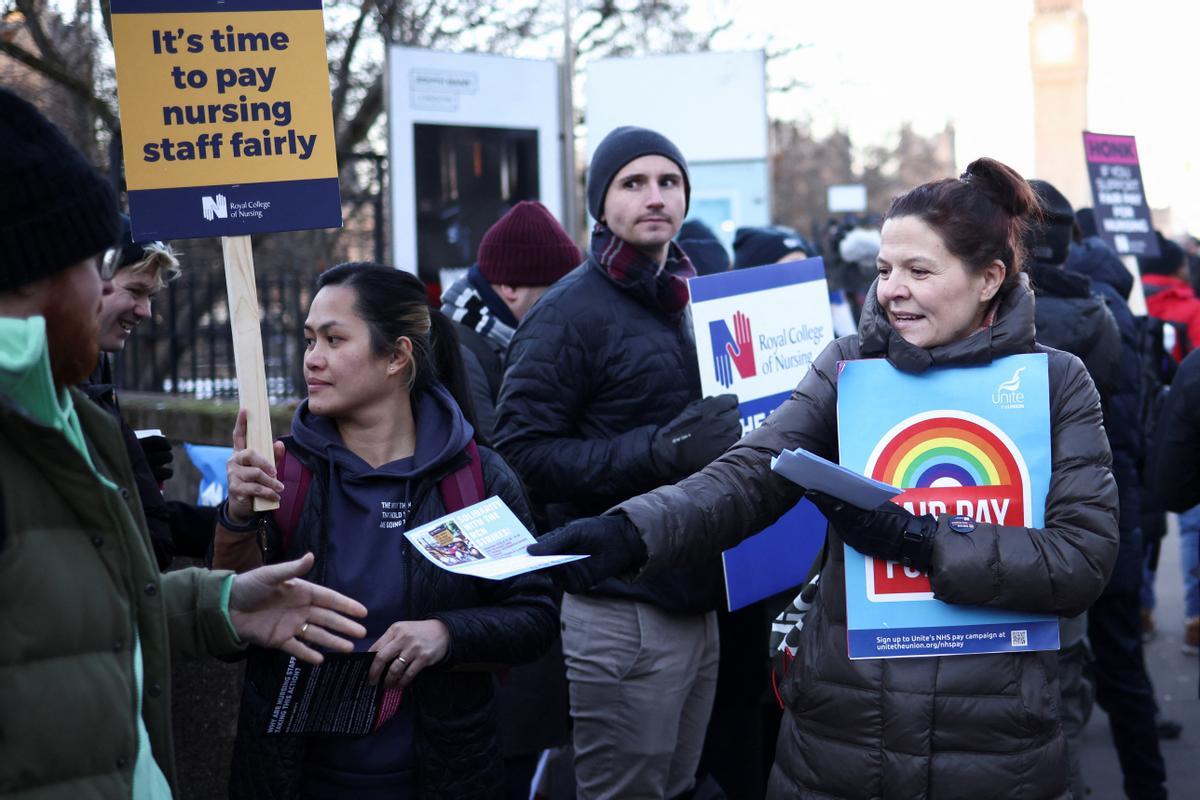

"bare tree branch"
[14, 0, 64, 66]
[0, 37, 119, 131]
[336, 73, 384, 154]
[331, 0, 374, 126]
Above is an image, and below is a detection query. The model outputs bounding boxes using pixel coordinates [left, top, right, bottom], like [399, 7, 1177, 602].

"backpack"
[271, 437, 486, 552]
[1134, 316, 1176, 488]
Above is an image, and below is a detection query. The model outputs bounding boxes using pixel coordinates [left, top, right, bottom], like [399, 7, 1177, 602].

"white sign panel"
[387, 47, 563, 278]
[586, 50, 767, 163]
[827, 184, 868, 213]
[691, 259, 833, 409]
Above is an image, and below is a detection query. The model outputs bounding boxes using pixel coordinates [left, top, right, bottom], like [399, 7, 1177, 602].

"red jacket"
[1143, 273, 1200, 361]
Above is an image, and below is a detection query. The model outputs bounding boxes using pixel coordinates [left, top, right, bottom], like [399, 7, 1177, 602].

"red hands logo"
[726, 311, 757, 380]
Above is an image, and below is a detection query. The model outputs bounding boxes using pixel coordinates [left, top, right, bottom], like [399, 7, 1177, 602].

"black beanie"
[587, 126, 690, 221]
[676, 219, 730, 276]
[0, 88, 120, 292]
[732, 226, 813, 269]
[1025, 179, 1074, 266]
[111, 213, 168, 272]
[1138, 231, 1186, 276]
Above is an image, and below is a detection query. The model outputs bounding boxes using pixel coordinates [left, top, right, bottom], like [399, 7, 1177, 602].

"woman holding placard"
[532, 159, 1119, 799]
[214, 263, 556, 798]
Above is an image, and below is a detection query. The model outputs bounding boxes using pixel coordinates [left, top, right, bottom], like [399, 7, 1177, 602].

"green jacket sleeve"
[161, 567, 247, 661]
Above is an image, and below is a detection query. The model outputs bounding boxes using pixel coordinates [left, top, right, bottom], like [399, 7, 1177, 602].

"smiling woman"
[529, 157, 1120, 799]
[875, 159, 1037, 349]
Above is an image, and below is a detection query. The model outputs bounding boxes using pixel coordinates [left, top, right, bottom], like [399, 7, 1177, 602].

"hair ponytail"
[426, 308, 486, 444]
[886, 156, 1040, 290]
[960, 157, 1039, 219]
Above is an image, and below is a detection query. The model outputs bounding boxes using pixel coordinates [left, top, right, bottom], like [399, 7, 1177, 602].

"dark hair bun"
[962, 157, 1038, 219]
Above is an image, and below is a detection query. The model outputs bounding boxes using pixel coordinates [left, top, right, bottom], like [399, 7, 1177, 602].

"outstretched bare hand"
[229, 552, 368, 664]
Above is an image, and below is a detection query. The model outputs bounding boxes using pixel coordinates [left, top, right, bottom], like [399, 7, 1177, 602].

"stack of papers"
[771, 447, 901, 509]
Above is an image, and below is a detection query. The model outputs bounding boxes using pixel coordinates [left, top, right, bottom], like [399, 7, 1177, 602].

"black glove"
[139, 434, 174, 484]
[805, 489, 938, 572]
[526, 514, 649, 594]
[651, 394, 742, 478]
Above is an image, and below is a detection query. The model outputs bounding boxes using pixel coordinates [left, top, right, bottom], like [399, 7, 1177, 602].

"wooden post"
[221, 235, 278, 512]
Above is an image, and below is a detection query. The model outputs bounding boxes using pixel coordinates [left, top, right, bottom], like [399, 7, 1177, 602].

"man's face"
[601, 155, 686, 262]
[97, 267, 159, 352]
[44, 258, 106, 386]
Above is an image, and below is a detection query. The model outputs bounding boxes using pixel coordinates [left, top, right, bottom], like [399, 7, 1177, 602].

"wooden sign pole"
[221, 234, 279, 512]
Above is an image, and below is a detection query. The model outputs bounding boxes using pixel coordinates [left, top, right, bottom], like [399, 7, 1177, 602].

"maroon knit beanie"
[477, 201, 581, 286]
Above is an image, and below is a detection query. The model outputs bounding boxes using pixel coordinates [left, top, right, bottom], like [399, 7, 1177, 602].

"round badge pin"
[948, 515, 976, 534]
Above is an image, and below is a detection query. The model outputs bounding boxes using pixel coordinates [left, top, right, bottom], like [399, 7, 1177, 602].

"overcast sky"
[680, 0, 1199, 233]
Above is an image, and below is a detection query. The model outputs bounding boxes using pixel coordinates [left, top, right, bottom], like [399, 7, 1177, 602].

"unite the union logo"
[992, 366, 1026, 408]
[709, 311, 756, 389]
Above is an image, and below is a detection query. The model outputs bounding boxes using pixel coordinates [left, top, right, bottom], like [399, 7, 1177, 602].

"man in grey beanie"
[496, 126, 741, 799]
[0, 88, 369, 798]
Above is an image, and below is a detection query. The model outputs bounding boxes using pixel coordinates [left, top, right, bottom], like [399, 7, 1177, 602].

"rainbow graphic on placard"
[869, 413, 1025, 492]
[861, 410, 1032, 602]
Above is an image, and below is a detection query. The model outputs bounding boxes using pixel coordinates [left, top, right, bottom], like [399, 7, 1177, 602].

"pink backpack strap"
[271, 438, 312, 554]
[438, 440, 486, 511]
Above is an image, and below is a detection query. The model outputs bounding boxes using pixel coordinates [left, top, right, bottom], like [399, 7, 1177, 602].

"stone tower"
[1029, 0, 1090, 207]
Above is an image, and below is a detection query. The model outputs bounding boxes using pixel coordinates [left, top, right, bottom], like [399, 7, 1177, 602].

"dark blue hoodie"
[291, 384, 473, 796]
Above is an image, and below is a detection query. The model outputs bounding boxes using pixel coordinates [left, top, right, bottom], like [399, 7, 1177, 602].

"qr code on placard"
[1011, 629, 1028, 647]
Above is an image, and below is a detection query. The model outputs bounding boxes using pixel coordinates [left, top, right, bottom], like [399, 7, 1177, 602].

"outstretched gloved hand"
[805, 489, 938, 572]
[139, 434, 174, 485]
[651, 394, 742, 478]
[526, 514, 649, 594]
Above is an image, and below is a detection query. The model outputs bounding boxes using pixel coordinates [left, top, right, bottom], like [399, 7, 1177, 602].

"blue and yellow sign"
[110, 0, 341, 239]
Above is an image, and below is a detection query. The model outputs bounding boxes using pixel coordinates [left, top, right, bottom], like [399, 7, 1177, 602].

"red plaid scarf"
[591, 223, 696, 318]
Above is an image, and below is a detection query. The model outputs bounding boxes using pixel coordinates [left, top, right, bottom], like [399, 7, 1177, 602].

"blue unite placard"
[837, 354, 1060, 659]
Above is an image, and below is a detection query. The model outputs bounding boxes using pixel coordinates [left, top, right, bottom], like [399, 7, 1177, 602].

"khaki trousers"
[561, 592, 719, 800]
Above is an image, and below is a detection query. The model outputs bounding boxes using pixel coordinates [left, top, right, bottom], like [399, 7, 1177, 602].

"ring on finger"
[396, 655, 408, 665]
[298, 622, 310, 638]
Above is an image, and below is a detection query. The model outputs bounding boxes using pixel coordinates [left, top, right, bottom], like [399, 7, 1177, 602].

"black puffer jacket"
[227, 444, 558, 799]
[80, 358, 216, 567]
[1027, 261, 1121, 400]
[618, 275, 1119, 799]
[494, 258, 719, 613]
[1147, 347, 1200, 512]
[1065, 239, 1147, 594]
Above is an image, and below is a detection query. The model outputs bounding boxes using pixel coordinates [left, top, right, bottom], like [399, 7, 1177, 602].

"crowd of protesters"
[2, 82, 1199, 800]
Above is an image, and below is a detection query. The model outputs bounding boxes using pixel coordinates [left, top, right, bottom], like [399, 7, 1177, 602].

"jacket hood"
[1065, 237, 1133, 300]
[858, 272, 1036, 373]
[1027, 261, 1092, 300]
[290, 382, 473, 481]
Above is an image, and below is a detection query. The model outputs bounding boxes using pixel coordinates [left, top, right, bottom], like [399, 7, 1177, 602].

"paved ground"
[1081, 515, 1199, 799]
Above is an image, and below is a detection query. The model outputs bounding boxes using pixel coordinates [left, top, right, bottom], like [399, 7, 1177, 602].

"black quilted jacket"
[229, 445, 558, 799]
[494, 257, 720, 614]
[619, 275, 1120, 799]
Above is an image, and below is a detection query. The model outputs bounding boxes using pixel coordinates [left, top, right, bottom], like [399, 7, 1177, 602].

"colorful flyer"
[404, 495, 586, 581]
[688, 258, 833, 610]
[837, 354, 1060, 659]
[109, 0, 341, 240]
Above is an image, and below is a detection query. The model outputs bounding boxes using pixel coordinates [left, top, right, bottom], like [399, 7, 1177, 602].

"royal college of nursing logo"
[862, 410, 1032, 602]
[709, 311, 756, 388]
